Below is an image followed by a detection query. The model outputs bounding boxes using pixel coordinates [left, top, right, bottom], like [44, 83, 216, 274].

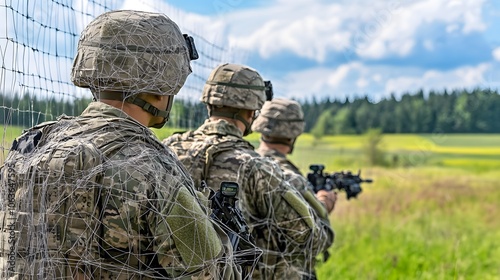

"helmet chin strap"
[126, 95, 173, 128]
[289, 138, 296, 154]
[97, 92, 173, 128]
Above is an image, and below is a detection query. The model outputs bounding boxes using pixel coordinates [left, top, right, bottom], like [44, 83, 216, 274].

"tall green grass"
[277, 133, 500, 173]
[150, 126, 186, 141]
[317, 167, 500, 279]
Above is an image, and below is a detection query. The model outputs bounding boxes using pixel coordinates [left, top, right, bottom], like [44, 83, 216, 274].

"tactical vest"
[0, 118, 174, 279]
[172, 131, 253, 194]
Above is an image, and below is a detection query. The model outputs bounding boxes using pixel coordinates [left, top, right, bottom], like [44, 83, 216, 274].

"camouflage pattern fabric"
[0, 102, 239, 280]
[200, 63, 266, 110]
[251, 98, 305, 139]
[71, 10, 192, 97]
[163, 119, 330, 280]
[256, 146, 335, 279]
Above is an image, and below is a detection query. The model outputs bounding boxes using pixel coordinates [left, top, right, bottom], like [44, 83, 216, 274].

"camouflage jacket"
[256, 146, 335, 278]
[0, 102, 239, 280]
[163, 119, 328, 280]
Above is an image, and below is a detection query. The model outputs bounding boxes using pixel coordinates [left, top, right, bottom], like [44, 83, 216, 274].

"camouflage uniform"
[0, 10, 239, 280]
[1, 102, 237, 279]
[253, 98, 335, 279]
[163, 64, 331, 280]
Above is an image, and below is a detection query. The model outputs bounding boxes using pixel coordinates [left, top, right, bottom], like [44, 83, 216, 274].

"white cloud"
[493, 47, 500, 62]
[273, 62, 495, 101]
[225, 3, 350, 62]
[423, 40, 434, 51]
[278, 67, 333, 98]
[357, 77, 369, 89]
[217, 0, 488, 62]
[354, 0, 487, 59]
[327, 64, 353, 87]
[385, 63, 490, 94]
[276, 62, 383, 100]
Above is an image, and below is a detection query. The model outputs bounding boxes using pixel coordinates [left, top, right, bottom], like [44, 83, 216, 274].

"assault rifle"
[208, 181, 261, 273]
[306, 164, 373, 199]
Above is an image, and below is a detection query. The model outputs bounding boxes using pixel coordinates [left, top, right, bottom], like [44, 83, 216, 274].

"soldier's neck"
[100, 99, 151, 127]
[209, 116, 246, 135]
[259, 141, 290, 155]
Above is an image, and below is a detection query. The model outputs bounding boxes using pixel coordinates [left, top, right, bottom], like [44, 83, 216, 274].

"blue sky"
[159, 0, 269, 15]
[148, 0, 500, 102]
[2, 0, 500, 103]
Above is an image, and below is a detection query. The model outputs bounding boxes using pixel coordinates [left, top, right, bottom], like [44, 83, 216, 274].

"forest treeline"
[1, 88, 499, 134]
[304, 88, 500, 135]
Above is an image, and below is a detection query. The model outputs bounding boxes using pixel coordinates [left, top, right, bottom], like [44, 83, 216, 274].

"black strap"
[81, 41, 187, 55]
[206, 81, 265, 91]
[209, 111, 252, 136]
[98, 92, 170, 119]
[126, 96, 170, 118]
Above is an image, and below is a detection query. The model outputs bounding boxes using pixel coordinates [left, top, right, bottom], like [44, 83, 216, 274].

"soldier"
[162, 63, 332, 280]
[0, 10, 241, 279]
[252, 97, 337, 279]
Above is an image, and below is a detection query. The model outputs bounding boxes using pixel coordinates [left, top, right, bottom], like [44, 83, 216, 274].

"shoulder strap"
[279, 157, 303, 176]
[202, 140, 239, 182]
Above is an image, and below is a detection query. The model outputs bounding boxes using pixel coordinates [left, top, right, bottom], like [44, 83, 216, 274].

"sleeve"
[160, 134, 176, 146]
[285, 171, 335, 256]
[242, 157, 323, 256]
[161, 132, 184, 147]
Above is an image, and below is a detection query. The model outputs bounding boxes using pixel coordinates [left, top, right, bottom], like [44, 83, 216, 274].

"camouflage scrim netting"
[200, 63, 266, 110]
[0, 9, 246, 280]
[71, 10, 192, 98]
[0, 4, 328, 279]
[252, 98, 306, 139]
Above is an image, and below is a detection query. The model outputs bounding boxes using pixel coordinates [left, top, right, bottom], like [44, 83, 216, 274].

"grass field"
[246, 132, 500, 279]
[2, 126, 499, 279]
[315, 167, 500, 279]
[248, 133, 500, 173]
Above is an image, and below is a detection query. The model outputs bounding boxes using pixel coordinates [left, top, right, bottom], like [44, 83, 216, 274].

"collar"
[198, 119, 244, 138]
[79, 101, 152, 133]
[256, 145, 287, 159]
[81, 101, 132, 119]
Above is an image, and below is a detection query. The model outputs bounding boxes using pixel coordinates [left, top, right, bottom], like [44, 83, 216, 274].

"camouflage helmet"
[71, 10, 192, 96]
[200, 63, 266, 110]
[252, 98, 305, 138]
